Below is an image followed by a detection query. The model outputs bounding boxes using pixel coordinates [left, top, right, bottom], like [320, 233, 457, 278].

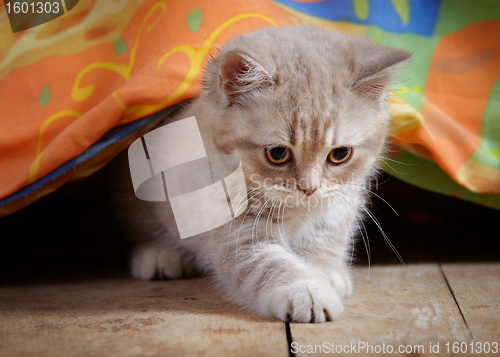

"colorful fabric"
[275, 0, 500, 209]
[1, 0, 499, 213]
[0, 0, 293, 213]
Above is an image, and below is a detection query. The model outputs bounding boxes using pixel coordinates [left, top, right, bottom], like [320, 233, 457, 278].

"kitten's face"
[200, 26, 409, 211]
[222, 90, 389, 210]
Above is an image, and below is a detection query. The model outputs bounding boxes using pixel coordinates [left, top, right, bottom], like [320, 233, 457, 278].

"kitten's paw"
[328, 270, 353, 299]
[131, 245, 196, 280]
[267, 279, 344, 323]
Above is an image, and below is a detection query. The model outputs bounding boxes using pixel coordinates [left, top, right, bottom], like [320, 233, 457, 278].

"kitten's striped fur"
[120, 26, 410, 322]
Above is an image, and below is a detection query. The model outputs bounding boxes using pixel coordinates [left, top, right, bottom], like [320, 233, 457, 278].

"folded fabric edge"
[0, 102, 186, 217]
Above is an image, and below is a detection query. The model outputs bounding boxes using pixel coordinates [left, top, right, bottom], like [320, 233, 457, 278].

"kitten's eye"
[328, 147, 352, 164]
[266, 147, 291, 164]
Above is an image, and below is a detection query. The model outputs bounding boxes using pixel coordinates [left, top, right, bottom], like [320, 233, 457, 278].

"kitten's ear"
[219, 52, 275, 105]
[352, 45, 410, 101]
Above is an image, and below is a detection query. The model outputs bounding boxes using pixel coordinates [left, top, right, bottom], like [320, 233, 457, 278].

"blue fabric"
[273, 0, 442, 36]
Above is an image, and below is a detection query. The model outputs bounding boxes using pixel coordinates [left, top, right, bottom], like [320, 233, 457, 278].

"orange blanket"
[1, 0, 499, 214]
[0, 0, 293, 211]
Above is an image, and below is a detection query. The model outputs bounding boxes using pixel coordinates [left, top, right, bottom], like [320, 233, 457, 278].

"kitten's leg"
[213, 241, 344, 323]
[300, 232, 354, 299]
[306, 255, 353, 299]
[131, 244, 197, 280]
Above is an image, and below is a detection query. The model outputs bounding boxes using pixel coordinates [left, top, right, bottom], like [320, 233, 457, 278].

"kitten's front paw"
[264, 279, 344, 323]
[328, 270, 353, 299]
[131, 245, 196, 280]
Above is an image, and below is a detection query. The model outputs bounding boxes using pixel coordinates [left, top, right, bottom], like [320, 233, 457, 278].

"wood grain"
[2, 264, 497, 356]
[0, 276, 288, 357]
[441, 262, 500, 343]
[290, 264, 471, 357]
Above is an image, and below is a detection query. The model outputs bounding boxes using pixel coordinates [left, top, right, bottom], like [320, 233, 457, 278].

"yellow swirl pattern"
[28, 2, 167, 184]
[391, 0, 409, 25]
[28, 8, 276, 184]
[116, 12, 277, 122]
[71, 2, 167, 101]
[29, 110, 82, 183]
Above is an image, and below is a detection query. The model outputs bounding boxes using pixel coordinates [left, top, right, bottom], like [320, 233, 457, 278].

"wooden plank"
[441, 262, 500, 343]
[0, 276, 288, 357]
[290, 264, 471, 357]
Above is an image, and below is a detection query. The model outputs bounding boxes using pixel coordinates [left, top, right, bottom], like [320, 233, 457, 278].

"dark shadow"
[1, 161, 499, 285]
[357, 173, 500, 265]
[0, 157, 131, 284]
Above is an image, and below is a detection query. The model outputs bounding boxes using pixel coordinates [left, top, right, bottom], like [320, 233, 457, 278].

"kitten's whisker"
[284, 105, 295, 131]
[276, 109, 293, 133]
[280, 200, 287, 244]
[228, 192, 264, 264]
[361, 187, 398, 216]
[358, 216, 371, 281]
[234, 196, 266, 277]
[256, 128, 290, 151]
[379, 159, 410, 175]
[371, 173, 393, 187]
[352, 204, 371, 280]
[336, 192, 371, 272]
[276, 201, 285, 245]
[335, 195, 358, 269]
[388, 133, 417, 144]
[252, 199, 270, 252]
[234, 188, 261, 214]
[227, 189, 264, 249]
[266, 200, 278, 246]
[280, 96, 294, 131]
[265, 128, 290, 142]
[381, 156, 418, 166]
[340, 188, 404, 264]
[271, 199, 282, 245]
[227, 187, 261, 241]
[224, 187, 261, 263]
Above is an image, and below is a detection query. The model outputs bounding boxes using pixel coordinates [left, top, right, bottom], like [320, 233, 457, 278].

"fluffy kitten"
[119, 26, 409, 323]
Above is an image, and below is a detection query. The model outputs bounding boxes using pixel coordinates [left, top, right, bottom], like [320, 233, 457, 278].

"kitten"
[118, 25, 410, 323]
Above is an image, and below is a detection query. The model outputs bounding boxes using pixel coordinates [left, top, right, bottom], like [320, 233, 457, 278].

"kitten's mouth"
[246, 188, 332, 215]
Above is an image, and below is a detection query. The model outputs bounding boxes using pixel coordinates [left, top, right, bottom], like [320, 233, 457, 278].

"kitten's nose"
[298, 186, 317, 196]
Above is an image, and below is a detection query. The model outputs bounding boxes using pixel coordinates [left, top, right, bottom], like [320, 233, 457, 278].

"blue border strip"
[0, 105, 174, 208]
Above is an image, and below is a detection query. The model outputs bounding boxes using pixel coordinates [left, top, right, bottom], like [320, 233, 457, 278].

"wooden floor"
[1, 262, 498, 357]
[1, 172, 499, 356]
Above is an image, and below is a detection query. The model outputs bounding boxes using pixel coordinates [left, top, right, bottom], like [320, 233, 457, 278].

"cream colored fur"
[119, 26, 410, 322]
